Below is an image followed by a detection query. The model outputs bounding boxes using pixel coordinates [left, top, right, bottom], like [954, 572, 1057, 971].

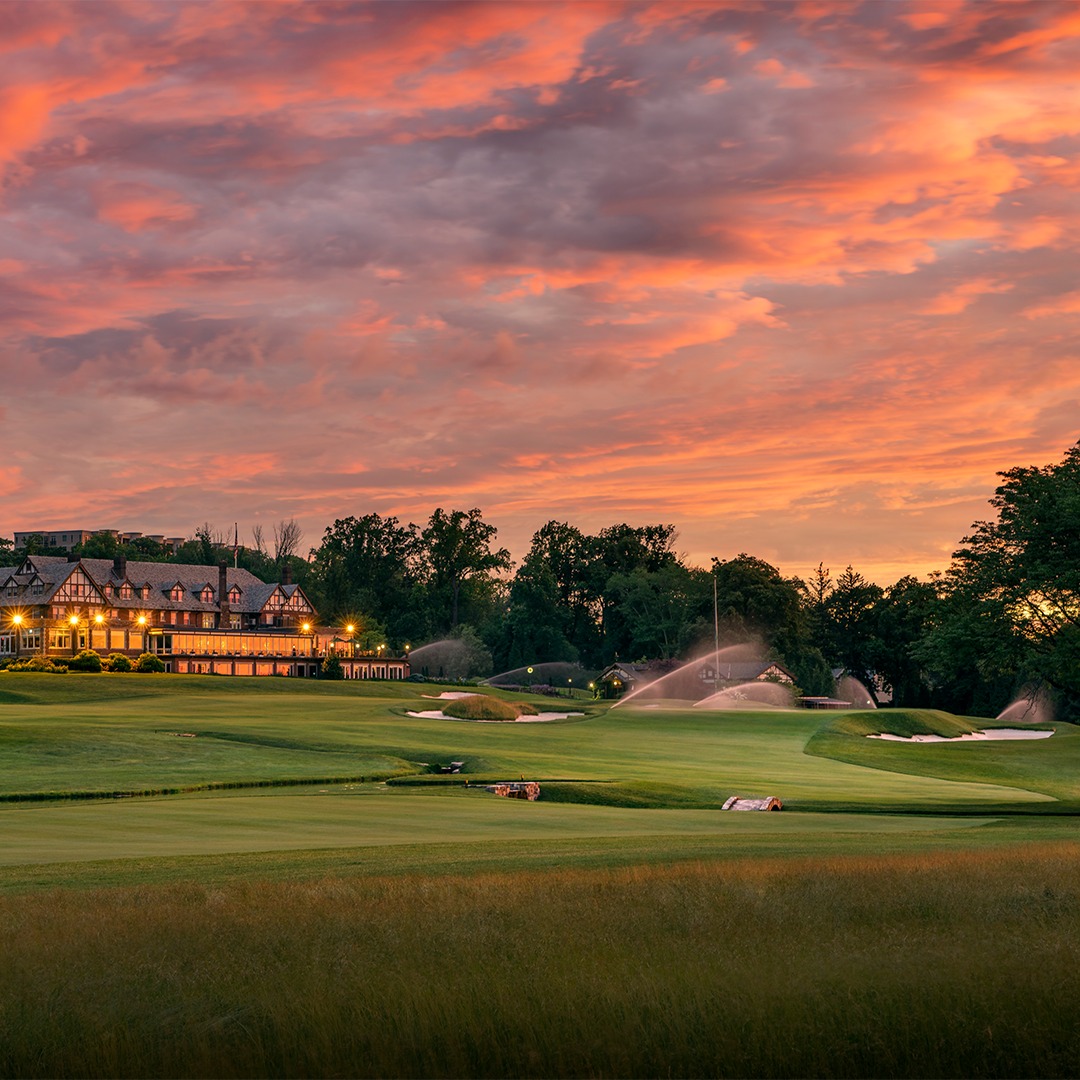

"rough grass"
[2, 847, 1078, 1078]
[440, 694, 536, 721]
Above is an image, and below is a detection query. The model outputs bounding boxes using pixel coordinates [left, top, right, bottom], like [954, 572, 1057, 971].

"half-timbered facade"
[0, 555, 409, 679]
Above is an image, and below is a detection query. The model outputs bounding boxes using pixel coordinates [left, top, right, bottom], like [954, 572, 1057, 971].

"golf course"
[2, 674, 1078, 1077]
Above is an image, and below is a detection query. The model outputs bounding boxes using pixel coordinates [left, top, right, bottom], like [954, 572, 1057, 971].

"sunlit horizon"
[4, 2, 1079, 588]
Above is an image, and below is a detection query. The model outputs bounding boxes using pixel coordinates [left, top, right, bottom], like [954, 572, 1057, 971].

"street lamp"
[10, 613, 23, 660]
[68, 613, 80, 656]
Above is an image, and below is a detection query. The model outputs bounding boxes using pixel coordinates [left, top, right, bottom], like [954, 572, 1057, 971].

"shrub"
[68, 649, 103, 673]
[322, 655, 344, 680]
[7, 655, 67, 674]
[106, 653, 133, 673]
[134, 652, 166, 673]
[441, 695, 535, 721]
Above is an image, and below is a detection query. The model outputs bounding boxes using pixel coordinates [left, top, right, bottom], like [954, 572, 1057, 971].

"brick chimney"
[114, 553, 127, 579]
[217, 561, 231, 628]
[281, 562, 292, 586]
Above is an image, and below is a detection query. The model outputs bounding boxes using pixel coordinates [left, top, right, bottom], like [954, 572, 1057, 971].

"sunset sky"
[3, 0, 1079, 583]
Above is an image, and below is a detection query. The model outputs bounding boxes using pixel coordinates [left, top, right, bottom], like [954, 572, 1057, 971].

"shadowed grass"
[2, 847, 1078, 1078]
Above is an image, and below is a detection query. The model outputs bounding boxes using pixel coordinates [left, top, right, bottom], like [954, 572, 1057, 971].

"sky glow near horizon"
[3, 0, 1080, 584]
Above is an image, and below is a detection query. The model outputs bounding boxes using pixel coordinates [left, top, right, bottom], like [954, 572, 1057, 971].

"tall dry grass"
[2, 845, 1079, 1077]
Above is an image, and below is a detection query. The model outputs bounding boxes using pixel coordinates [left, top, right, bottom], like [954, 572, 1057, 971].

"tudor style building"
[0, 554, 409, 680]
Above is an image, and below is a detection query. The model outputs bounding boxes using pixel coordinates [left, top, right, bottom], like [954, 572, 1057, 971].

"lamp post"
[11, 614, 22, 660]
[93, 613, 105, 653]
[68, 613, 80, 657]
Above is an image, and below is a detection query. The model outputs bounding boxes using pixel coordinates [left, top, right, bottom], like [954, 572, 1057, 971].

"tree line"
[6, 442, 1079, 719]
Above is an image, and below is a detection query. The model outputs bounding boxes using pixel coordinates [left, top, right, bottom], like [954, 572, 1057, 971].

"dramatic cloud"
[4, 0, 1080, 582]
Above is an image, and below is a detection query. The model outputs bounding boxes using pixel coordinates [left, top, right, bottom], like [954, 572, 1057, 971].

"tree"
[72, 532, 120, 560]
[173, 523, 221, 566]
[273, 518, 303, 567]
[710, 553, 832, 694]
[499, 555, 578, 670]
[309, 513, 423, 631]
[873, 576, 938, 706]
[605, 564, 707, 660]
[419, 508, 511, 629]
[822, 566, 884, 702]
[925, 441, 1080, 718]
[518, 521, 601, 664]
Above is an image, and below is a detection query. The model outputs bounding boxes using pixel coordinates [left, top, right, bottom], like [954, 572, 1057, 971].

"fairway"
[0, 675, 1075, 883]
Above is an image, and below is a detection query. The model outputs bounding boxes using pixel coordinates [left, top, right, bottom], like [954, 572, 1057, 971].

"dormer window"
[169, 584, 184, 602]
[120, 584, 133, 600]
[4, 582, 17, 598]
[200, 586, 215, 603]
[228, 587, 242, 605]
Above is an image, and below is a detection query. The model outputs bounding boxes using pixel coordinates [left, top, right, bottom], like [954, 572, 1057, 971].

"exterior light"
[94, 614, 104, 625]
[345, 624, 355, 634]
[68, 615, 79, 627]
[302, 622, 312, 633]
[137, 615, 147, 626]
[11, 615, 22, 627]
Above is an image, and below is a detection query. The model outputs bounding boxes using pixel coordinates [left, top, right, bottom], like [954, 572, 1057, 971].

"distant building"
[11, 529, 187, 552]
[0, 554, 408, 680]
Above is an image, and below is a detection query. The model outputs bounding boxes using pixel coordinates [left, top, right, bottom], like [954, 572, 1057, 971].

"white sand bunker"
[868, 728, 1053, 743]
[421, 692, 479, 700]
[407, 709, 584, 723]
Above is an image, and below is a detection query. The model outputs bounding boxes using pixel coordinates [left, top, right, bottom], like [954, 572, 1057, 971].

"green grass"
[2, 675, 1079, 1076]
[807, 711, 1080, 808]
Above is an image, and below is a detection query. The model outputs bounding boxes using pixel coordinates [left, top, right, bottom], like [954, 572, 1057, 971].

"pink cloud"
[2, 2, 1079, 586]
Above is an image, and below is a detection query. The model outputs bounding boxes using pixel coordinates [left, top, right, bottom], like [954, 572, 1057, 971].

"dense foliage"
[8, 443, 1079, 718]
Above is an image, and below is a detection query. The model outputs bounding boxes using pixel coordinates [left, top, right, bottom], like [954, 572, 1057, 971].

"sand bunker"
[407, 709, 583, 722]
[868, 728, 1053, 743]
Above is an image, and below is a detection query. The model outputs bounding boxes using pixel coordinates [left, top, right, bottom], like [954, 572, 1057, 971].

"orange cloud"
[95, 182, 199, 232]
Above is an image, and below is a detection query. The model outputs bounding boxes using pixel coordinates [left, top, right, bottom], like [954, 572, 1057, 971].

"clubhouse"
[0, 554, 409, 679]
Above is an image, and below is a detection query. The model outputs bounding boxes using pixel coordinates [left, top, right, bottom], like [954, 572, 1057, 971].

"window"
[31, 581, 43, 595]
[120, 584, 133, 600]
[200, 587, 214, 603]
[228, 587, 242, 604]
[169, 585, 184, 602]
[4, 583, 16, 597]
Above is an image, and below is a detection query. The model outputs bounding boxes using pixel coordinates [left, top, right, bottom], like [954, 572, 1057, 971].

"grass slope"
[807, 710, 1080, 807]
